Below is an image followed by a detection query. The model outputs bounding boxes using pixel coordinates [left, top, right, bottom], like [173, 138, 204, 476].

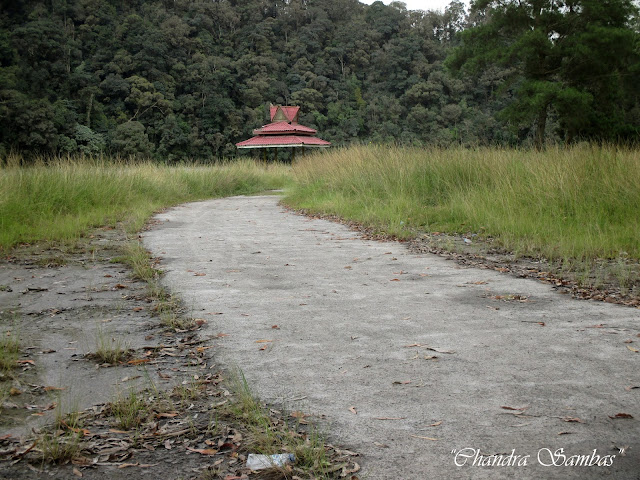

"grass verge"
[224, 368, 336, 476]
[0, 157, 292, 249]
[285, 144, 640, 297]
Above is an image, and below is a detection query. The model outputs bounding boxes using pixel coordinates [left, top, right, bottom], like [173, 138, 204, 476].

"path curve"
[143, 195, 639, 479]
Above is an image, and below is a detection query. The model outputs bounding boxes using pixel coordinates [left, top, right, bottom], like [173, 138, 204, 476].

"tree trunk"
[86, 92, 94, 128]
[534, 104, 548, 151]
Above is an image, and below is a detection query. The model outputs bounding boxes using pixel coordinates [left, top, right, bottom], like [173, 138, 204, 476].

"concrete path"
[143, 195, 639, 479]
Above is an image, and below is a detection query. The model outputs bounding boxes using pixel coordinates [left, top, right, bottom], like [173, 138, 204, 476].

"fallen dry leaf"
[127, 358, 150, 365]
[194, 272, 206, 276]
[410, 434, 437, 441]
[16, 359, 35, 365]
[349, 406, 357, 414]
[155, 412, 179, 418]
[61, 420, 90, 436]
[291, 411, 309, 424]
[43, 386, 65, 392]
[255, 339, 273, 343]
[341, 462, 360, 476]
[626, 345, 639, 353]
[562, 417, 585, 423]
[624, 385, 639, 391]
[501, 406, 529, 411]
[609, 413, 634, 419]
[186, 447, 218, 455]
[392, 380, 411, 385]
[428, 421, 442, 427]
[374, 417, 406, 420]
[427, 347, 455, 354]
[403, 344, 455, 353]
[259, 344, 268, 351]
[72, 467, 83, 477]
[557, 431, 574, 435]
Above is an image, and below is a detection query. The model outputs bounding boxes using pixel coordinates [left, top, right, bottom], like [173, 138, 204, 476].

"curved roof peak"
[270, 105, 300, 123]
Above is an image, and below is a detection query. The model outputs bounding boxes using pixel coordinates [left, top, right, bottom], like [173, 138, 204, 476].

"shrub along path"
[143, 195, 639, 480]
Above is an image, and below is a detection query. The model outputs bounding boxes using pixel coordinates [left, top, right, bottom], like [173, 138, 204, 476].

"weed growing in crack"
[161, 311, 196, 331]
[0, 329, 20, 373]
[119, 242, 159, 283]
[90, 326, 131, 364]
[224, 368, 333, 475]
[172, 378, 203, 407]
[38, 430, 83, 464]
[109, 389, 149, 430]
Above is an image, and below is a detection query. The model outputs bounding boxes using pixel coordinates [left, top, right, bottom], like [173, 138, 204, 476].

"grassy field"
[285, 144, 640, 262]
[0, 156, 292, 249]
[2, 146, 638, 293]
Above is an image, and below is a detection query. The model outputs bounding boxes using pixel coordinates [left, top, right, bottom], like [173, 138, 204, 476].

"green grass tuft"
[0, 331, 20, 372]
[109, 389, 149, 430]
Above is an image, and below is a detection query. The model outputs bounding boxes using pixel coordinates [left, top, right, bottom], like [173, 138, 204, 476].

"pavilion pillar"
[291, 147, 296, 164]
[274, 148, 278, 163]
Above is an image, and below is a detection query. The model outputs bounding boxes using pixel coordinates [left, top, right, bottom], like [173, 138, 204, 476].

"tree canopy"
[0, 0, 638, 161]
[448, 0, 640, 149]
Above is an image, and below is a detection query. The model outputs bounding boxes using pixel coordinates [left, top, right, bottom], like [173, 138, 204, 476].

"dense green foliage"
[286, 145, 640, 260]
[449, 0, 640, 149]
[1, 0, 638, 161]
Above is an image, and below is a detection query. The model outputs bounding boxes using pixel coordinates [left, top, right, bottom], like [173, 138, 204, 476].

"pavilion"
[236, 105, 330, 161]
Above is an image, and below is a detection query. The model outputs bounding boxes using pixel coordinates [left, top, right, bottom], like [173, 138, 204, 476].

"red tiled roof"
[254, 121, 317, 135]
[270, 105, 300, 122]
[236, 135, 331, 148]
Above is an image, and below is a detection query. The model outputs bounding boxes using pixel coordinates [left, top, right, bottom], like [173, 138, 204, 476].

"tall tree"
[448, 0, 640, 148]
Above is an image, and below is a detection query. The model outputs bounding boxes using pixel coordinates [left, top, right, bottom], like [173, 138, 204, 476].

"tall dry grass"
[286, 145, 640, 260]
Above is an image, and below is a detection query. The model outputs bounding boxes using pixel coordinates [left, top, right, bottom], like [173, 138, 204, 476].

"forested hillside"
[1, 0, 638, 161]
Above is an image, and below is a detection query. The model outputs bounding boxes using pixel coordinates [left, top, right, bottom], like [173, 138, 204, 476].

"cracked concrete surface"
[142, 195, 639, 479]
